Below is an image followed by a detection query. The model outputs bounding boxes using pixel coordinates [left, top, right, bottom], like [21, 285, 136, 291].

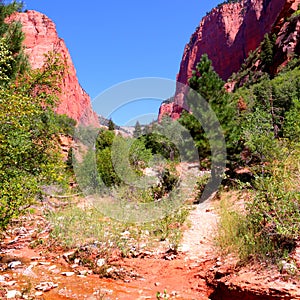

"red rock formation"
[178, 0, 298, 85]
[272, 6, 300, 72]
[159, 0, 299, 121]
[9, 10, 99, 127]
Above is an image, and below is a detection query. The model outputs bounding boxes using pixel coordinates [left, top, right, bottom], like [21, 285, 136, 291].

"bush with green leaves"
[95, 129, 153, 187]
[0, 52, 69, 229]
[216, 57, 300, 262]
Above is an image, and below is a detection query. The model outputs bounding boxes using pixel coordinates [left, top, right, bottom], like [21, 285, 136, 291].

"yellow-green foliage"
[0, 52, 71, 230]
[47, 203, 189, 252]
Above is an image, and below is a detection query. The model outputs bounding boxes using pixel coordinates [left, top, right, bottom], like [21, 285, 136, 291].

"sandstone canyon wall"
[10, 10, 99, 127]
[159, 0, 299, 121]
[178, 0, 298, 84]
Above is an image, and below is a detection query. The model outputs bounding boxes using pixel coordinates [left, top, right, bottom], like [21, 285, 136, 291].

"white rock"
[74, 258, 80, 264]
[39, 261, 51, 266]
[61, 271, 75, 277]
[96, 259, 106, 267]
[22, 266, 37, 278]
[8, 261, 22, 269]
[6, 290, 21, 299]
[78, 270, 88, 276]
[121, 231, 130, 237]
[62, 251, 75, 260]
[3, 281, 17, 287]
[35, 281, 58, 291]
[281, 261, 297, 275]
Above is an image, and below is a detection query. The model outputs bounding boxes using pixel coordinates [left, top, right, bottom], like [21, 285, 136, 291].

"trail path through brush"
[0, 163, 220, 300]
[179, 202, 218, 260]
[177, 163, 219, 262]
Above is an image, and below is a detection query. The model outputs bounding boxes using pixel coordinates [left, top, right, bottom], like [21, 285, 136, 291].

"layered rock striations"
[159, 0, 299, 121]
[10, 10, 99, 127]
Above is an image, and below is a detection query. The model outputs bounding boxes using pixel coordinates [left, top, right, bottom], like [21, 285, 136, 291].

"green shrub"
[217, 145, 300, 262]
[0, 54, 68, 229]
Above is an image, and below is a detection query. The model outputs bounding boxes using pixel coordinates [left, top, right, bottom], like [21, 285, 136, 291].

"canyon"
[159, 0, 300, 121]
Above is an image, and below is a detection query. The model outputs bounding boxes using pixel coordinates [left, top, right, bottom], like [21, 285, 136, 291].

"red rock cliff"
[10, 10, 99, 127]
[159, 0, 299, 121]
[178, 0, 298, 84]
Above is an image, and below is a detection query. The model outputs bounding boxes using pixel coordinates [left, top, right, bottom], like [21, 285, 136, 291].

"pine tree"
[133, 121, 142, 138]
[188, 53, 224, 100]
[260, 34, 274, 71]
[108, 118, 115, 131]
[0, 1, 28, 84]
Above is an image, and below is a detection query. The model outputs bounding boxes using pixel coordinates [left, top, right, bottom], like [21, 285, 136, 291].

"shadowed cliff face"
[158, 0, 299, 121]
[10, 10, 99, 127]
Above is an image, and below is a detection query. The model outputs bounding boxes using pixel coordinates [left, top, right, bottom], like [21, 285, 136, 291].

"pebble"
[63, 251, 76, 260]
[22, 266, 37, 277]
[39, 261, 51, 266]
[30, 257, 40, 261]
[35, 281, 58, 292]
[165, 254, 176, 260]
[106, 267, 114, 274]
[3, 281, 17, 287]
[6, 290, 22, 299]
[35, 291, 44, 296]
[78, 270, 88, 276]
[8, 261, 22, 269]
[61, 271, 75, 277]
[121, 230, 130, 237]
[96, 258, 106, 267]
[50, 268, 61, 274]
[281, 261, 297, 275]
[48, 265, 57, 271]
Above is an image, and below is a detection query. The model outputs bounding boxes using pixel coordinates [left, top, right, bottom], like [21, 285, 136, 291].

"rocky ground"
[0, 181, 300, 299]
[0, 203, 218, 300]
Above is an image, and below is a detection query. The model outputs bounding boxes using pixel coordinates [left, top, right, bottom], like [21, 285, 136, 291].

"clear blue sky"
[22, 0, 221, 125]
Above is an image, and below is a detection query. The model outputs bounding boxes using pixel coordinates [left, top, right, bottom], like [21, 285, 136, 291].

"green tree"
[180, 54, 238, 165]
[129, 138, 152, 169]
[0, 1, 28, 85]
[188, 53, 224, 100]
[96, 128, 115, 150]
[108, 118, 115, 131]
[133, 120, 142, 138]
[0, 53, 67, 229]
[260, 34, 275, 71]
